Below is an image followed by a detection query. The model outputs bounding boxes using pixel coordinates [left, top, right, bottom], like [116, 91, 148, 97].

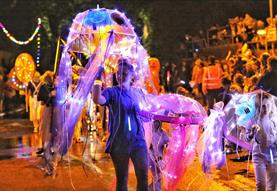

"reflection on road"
[0, 131, 106, 162]
[0, 133, 41, 159]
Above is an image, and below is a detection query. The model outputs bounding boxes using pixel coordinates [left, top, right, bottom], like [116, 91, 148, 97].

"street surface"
[0, 119, 257, 191]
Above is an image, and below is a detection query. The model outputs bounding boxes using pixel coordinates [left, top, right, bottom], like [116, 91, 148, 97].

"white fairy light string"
[0, 18, 41, 45]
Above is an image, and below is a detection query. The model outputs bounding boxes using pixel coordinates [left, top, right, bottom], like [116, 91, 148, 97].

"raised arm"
[92, 67, 106, 105]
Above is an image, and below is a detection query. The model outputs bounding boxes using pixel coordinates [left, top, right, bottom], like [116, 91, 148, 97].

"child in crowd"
[148, 120, 169, 191]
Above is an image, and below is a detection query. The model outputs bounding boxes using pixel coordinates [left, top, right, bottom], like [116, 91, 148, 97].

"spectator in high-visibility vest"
[191, 59, 206, 105]
[202, 56, 224, 114]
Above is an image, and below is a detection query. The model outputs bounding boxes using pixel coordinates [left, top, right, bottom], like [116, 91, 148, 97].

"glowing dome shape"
[67, 8, 137, 57]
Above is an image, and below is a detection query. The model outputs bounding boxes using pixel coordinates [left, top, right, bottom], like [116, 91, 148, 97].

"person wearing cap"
[93, 58, 148, 191]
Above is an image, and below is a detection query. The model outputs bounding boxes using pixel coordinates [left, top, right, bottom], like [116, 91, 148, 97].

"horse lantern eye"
[244, 108, 250, 114]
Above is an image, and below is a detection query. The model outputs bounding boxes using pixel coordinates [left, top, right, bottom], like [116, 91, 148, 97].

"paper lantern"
[14, 53, 36, 83]
[146, 57, 161, 93]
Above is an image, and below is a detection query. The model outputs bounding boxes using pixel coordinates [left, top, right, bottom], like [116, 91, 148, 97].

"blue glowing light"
[84, 9, 112, 28]
[235, 95, 256, 127]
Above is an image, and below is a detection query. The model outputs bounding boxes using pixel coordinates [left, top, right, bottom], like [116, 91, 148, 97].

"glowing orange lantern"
[8, 68, 27, 91]
[14, 53, 36, 83]
[146, 57, 161, 93]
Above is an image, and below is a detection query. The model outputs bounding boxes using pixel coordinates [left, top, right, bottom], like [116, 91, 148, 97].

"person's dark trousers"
[206, 88, 224, 115]
[198, 84, 206, 106]
[110, 146, 148, 191]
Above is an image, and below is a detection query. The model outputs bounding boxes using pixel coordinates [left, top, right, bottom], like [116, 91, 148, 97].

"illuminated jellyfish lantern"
[198, 92, 258, 174]
[57, 8, 151, 154]
[161, 95, 206, 191]
[56, 8, 207, 190]
[67, 8, 148, 67]
[197, 101, 226, 173]
[141, 93, 207, 190]
[223, 92, 256, 150]
[63, 8, 150, 87]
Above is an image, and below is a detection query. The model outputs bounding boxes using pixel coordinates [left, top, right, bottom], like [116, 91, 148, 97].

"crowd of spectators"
[164, 13, 277, 111]
[187, 45, 277, 111]
[181, 13, 277, 55]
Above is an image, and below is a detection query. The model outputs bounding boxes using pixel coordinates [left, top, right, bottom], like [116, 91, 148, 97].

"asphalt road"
[0, 119, 256, 191]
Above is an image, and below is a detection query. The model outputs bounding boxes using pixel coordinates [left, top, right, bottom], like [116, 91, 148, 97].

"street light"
[269, 0, 273, 23]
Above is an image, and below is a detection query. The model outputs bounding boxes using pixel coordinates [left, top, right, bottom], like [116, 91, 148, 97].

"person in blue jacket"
[93, 58, 148, 191]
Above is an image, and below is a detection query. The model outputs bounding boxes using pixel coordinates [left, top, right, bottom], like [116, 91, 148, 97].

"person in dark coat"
[257, 56, 277, 96]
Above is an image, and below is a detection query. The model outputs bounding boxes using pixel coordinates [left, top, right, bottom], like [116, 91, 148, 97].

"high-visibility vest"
[192, 65, 203, 84]
[203, 64, 223, 90]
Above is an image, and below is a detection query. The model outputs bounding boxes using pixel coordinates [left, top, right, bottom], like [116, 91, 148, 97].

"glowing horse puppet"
[199, 90, 277, 173]
[55, 8, 207, 190]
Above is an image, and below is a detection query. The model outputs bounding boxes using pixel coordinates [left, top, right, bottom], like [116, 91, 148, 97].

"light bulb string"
[0, 18, 41, 45]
